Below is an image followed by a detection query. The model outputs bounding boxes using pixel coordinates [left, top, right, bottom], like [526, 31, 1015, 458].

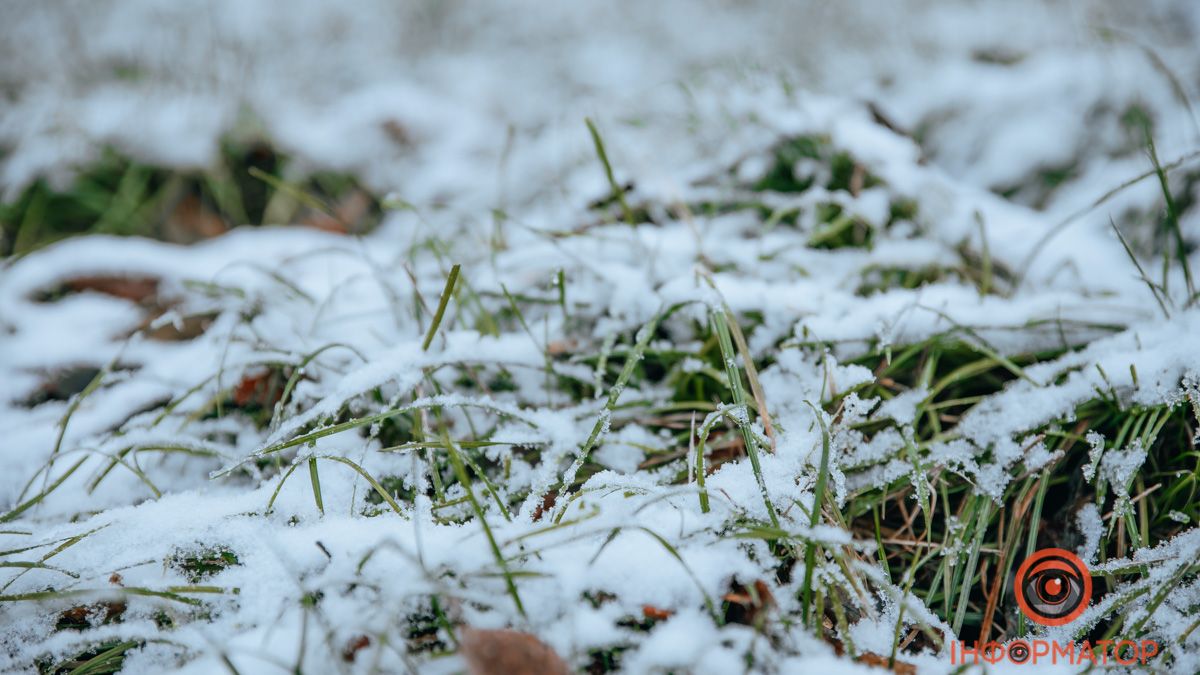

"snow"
[3, 1, 1200, 673]
[1076, 503, 1104, 565]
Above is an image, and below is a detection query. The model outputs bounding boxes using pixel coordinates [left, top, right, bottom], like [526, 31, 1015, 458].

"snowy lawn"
[2, 2, 1200, 673]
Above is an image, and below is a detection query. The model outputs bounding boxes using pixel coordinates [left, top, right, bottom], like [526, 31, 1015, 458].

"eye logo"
[1015, 548, 1091, 626]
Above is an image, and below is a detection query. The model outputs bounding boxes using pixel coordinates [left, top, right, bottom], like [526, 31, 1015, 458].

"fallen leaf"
[856, 651, 917, 675]
[547, 339, 577, 357]
[829, 639, 917, 675]
[459, 628, 569, 675]
[382, 119, 414, 147]
[641, 605, 673, 621]
[141, 312, 215, 341]
[301, 190, 373, 234]
[530, 491, 556, 522]
[722, 579, 775, 627]
[301, 212, 348, 234]
[342, 635, 371, 662]
[162, 194, 228, 243]
[55, 601, 126, 631]
[232, 369, 282, 407]
[64, 275, 159, 304]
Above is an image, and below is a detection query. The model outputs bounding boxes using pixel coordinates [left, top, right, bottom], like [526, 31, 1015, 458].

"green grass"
[0, 138, 379, 257]
[169, 547, 239, 583]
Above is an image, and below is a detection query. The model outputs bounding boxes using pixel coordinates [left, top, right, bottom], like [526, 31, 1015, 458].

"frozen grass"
[2, 105, 1199, 672]
[2, 4, 1200, 674]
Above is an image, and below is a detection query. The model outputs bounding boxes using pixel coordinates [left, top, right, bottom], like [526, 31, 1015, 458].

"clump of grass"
[752, 136, 882, 195]
[840, 351, 1198, 646]
[37, 639, 141, 675]
[585, 118, 636, 226]
[0, 138, 379, 257]
[169, 547, 239, 583]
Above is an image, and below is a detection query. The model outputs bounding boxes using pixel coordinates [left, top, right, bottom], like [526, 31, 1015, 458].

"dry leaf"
[141, 312, 214, 341]
[302, 212, 348, 234]
[459, 628, 569, 675]
[232, 369, 282, 407]
[64, 275, 159, 304]
[547, 339, 577, 357]
[856, 651, 917, 675]
[529, 491, 556, 522]
[382, 119, 414, 147]
[162, 194, 228, 244]
[342, 635, 371, 662]
[301, 190, 372, 234]
[722, 579, 775, 627]
[830, 639, 917, 675]
[641, 605, 673, 621]
[55, 601, 126, 631]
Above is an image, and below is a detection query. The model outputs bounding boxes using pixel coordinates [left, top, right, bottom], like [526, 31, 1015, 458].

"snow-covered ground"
[2, 2, 1200, 673]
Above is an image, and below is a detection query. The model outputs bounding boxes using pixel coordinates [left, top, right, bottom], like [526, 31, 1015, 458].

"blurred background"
[2, 0, 1198, 255]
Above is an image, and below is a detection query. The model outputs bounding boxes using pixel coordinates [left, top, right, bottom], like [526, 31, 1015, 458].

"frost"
[1076, 502, 1103, 565]
[1098, 439, 1148, 517]
[728, 404, 750, 426]
[874, 387, 926, 427]
[1082, 431, 1106, 482]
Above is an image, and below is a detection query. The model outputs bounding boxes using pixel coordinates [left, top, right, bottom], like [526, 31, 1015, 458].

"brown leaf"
[232, 369, 282, 408]
[382, 119, 414, 147]
[856, 651, 917, 675]
[459, 628, 569, 675]
[334, 190, 372, 228]
[722, 579, 775, 627]
[55, 601, 126, 631]
[705, 434, 746, 473]
[64, 275, 159, 304]
[547, 339, 577, 357]
[301, 212, 348, 234]
[641, 605, 673, 621]
[529, 491, 556, 522]
[342, 635, 371, 663]
[849, 163, 866, 197]
[300, 190, 373, 235]
[232, 372, 265, 406]
[56, 606, 91, 630]
[162, 194, 229, 244]
[829, 639, 917, 675]
[141, 312, 214, 341]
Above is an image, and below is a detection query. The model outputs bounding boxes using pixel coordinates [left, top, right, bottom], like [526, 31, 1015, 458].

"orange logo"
[951, 548, 1155, 666]
[1014, 548, 1091, 626]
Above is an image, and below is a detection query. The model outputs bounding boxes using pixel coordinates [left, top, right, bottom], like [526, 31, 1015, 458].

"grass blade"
[2, 457, 88, 524]
[1111, 217, 1172, 318]
[552, 309, 665, 521]
[307, 457, 324, 516]
[1144, 128, 1195, 302]
[711, 306, 779, 528]
[801, 401, 832, 627]
[585, 117, 635, 226]
[445, 442, 525, 618]
[423, 264, 461, 351]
